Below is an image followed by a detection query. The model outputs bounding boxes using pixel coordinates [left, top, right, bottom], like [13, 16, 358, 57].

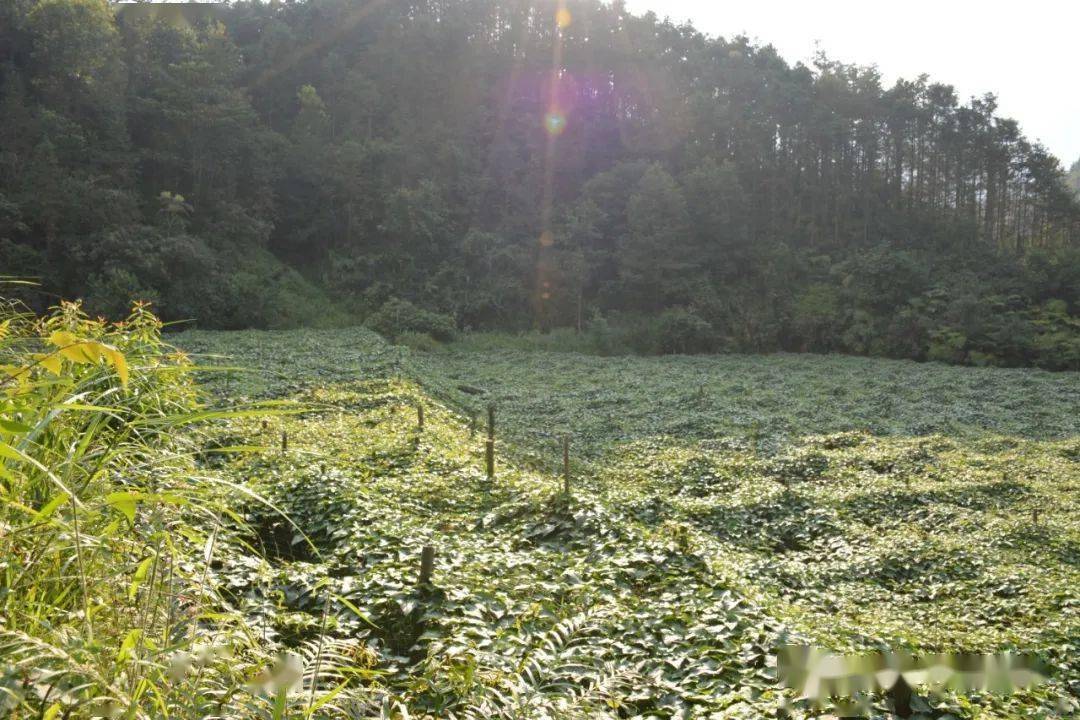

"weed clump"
[366, 298, 456, 342]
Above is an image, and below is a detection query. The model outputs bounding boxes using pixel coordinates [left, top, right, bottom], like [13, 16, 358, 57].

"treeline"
[1, 0, 1079, 368]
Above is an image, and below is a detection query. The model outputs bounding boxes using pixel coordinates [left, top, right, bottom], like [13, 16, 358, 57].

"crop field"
[176, 328, 1080, 718]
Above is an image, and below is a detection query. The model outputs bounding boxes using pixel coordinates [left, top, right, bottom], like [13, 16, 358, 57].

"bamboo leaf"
[35, 352, 64, 376]
[306, 680, 350, 717]
[49, 331, 94, 364]
[272, 686, 288, 720]
[105, 491, 141, 523]
[0, 439, 24, 461]
[104, 346, 129, 387]
[129, 556, 154, 600]
[0, 418, 32, 434]
[117, 629, 142, 663]
[35, 493, 67, 521]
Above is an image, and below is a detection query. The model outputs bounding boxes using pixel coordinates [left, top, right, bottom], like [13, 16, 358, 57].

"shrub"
[396, 331, 442, 352]
[220, 249, 347, 330]
[927, 328, 967, 364]
[450, 327, 606, 355]
[366, 297, 456, 341]
[791, 283, 845, 352]
[654, 307, 720, 355]
[1029, 299, 1080, 370]
[85, 266, 161, 320]
[78, 229, 346, 331]
[584, 311, 628, 355]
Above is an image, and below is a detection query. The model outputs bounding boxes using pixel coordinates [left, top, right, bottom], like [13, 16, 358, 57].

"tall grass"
[0, 299, 354, 718]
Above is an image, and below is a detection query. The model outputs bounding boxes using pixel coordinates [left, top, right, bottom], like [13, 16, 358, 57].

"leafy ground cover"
[176, 328, 1080, 718]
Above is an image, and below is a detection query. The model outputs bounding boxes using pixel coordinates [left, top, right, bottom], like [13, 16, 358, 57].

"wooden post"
[1032, 508, 1040, 526]
[485, 405, 495, 479]
[469, 411, 476, 438]
[418, 545, 435, 586]
[562, 435, 571, 495]
[888, 676, 913, 718]
[417, 402, 424, 431]
[281, 430, 288, 453]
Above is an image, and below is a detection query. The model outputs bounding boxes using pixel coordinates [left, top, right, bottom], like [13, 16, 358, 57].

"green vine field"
[172, 327, 1080, 719]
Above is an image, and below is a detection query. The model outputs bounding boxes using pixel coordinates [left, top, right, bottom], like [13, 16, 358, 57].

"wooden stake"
[1033, 508, 1040, 526]
[485, 404, 496, 479]
[418, 545, 435, 586]
[562, 435, 571, 495]
[417, 402, 424, 431]
[469, 411, 476, 438]
[888, 676, 913, 718]
[281, 430, 288, 453]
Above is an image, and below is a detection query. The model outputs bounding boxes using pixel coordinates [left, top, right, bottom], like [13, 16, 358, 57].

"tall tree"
[0, 0, 1078, 366]
[622, 164, 693, 311]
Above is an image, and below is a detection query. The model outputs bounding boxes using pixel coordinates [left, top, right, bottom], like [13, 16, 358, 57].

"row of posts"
[279, 403, 1053, 594]
[418, 401, 571, 490]
[277, 402, 572, 489]
[274, 401, 576, 588]
[414, 401, 573, 586]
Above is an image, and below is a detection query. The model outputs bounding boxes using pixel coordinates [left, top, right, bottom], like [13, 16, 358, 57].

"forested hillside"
[2, 0, 1079, 367]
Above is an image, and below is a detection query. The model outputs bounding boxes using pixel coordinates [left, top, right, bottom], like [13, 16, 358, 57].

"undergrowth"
[0, 300, 359, 718]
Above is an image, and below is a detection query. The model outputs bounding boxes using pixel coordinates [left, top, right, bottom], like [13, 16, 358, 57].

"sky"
[625, 0, 1080, 168]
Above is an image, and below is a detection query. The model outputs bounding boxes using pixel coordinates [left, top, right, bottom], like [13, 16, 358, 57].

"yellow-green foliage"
[0, 301, 354, 719]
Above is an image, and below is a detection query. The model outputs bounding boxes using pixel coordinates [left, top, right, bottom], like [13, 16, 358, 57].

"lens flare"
[555, 8, 572, 29]
[539, 230, 555, 247]
[544, 111, 566, 136]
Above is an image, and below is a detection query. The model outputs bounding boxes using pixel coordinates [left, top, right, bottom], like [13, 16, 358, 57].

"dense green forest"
[2, 0, 1079, 368]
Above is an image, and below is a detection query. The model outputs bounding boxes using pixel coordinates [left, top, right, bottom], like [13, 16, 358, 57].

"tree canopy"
[1, 0, 1079, 367]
